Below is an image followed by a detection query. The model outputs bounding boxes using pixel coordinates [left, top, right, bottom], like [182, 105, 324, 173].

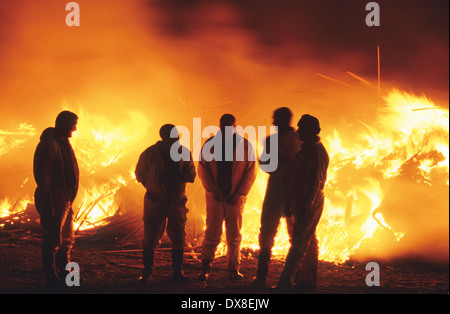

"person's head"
[219, 114, 236, 135]
[272, 107, 293, 127]
[159, 124, 179, 144]
[55, 111, 78, 138]
[297, 114, 321, 142]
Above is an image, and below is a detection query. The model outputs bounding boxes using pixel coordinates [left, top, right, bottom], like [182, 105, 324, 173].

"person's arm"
[198, 143, 227, 201]
[180, 151, 196, 183]
[234, 160, 257, 197]
[294, 149, 321, 210]
[135, 149, 149, 188]
[228, 141, 257, 204]
[33, 142, 55, 198]
[198, 159, 218, 192]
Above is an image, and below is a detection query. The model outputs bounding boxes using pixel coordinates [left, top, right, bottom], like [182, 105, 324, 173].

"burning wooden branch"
[74, 179, 125, 232]
[0, 203, 40, 232]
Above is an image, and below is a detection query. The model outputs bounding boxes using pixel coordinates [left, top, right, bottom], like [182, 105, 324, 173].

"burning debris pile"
[316, 90, 449, 263]
[0, 89, 448, 265]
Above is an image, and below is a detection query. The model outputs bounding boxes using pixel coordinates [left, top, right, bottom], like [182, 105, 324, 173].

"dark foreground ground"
[0, 232, 448, 295]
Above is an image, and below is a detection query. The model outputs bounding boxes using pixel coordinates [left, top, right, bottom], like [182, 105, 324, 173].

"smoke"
[1, 1, 447, 125]
[152, 0, 449, 100]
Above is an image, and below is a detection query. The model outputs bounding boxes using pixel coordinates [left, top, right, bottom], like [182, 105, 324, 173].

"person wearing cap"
[275, 114, 329, 291]
[197, 114, 257, 281]
[33, 110, 79, 288]
[252, 107, 301, 287]
[135, 124, 196, 284]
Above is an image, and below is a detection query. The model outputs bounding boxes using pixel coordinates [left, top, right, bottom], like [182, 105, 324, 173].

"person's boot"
[196, 259, 212, 281]
[171, 249, 190, 283]
[293, 243, 318, 292]
[140, 248, 154, 285]
[55, 247, 70, 282]
[42, 246, 64, 289]
[272, 248, 302, 293]
[55, 248, 85, 286]
[251, 248, 271, 287]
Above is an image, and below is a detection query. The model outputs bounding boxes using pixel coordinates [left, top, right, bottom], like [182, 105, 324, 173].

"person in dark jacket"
[275, 114, 329, 291]
[33, 111, 79, 287]
[252, 107, 301, 287]
[135, 124, 196, 284]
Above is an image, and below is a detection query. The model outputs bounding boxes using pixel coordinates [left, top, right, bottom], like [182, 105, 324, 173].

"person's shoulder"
[316, 141, 327, 150]
[39, 127, 56, 143]
[282, 130, 301, 144]
[141, 141, 161, 155]
[318, 141, 329, 156]
[35, 128, 59, 153]
[311, 141, 329, 156]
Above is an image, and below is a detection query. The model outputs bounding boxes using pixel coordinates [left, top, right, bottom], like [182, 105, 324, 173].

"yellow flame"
[0, 123, 36, 156]
[67, 107, 150, 230]
[237, 89, 448, 263]
[0, 89, 447, 263]
[0, 198, 13, 218]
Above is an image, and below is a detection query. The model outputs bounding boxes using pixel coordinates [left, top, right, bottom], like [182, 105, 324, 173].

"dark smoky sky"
[152, 0, 449, 99]
[0, 0, 447, 121]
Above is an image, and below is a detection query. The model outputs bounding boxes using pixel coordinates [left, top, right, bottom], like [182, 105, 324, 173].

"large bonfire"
[1, 88, 448, 265]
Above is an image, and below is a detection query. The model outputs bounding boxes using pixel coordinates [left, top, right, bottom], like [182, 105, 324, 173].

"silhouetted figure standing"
[135, 124, 196, 284]
[33, 111, 79, 287]
[252, 107, 301, 287]
[275, 114, 329, 291]
[197, 114, 256, 281]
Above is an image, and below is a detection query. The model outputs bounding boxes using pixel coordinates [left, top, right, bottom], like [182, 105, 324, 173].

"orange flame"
[0, 89, 448, 264]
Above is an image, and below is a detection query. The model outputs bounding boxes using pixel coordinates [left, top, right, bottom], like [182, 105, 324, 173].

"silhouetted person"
[197, 114, 256, 281]
[275, 114, 329, 291]
[135, 124, 196, 284]
[33, 110, 79, 287]
[252, 107, 301, 287]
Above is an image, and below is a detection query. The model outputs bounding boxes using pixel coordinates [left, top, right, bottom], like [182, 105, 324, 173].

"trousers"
[201, 193, 245, 271]
[35, 191, 74, 280]
[278, 192, 324, 285]
[35, 191, 74, 250]
[143, 214, 187, 251]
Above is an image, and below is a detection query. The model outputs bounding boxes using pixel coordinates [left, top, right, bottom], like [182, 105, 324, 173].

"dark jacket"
[33, 127, 79, 203]
[290, 140, 329, 216]
[135, 141, 196, 219]
[259, 127, 302, 214]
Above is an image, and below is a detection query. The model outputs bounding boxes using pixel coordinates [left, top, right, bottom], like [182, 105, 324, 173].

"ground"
[0, 231, 448, 295]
